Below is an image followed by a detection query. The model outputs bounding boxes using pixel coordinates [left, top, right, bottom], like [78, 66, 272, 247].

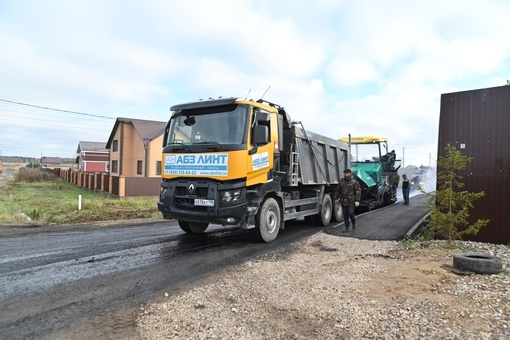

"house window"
[111, 160, 118, 173]
[156, 161, 162, 175]
[137, 160, 143, 175]
[112, 140, 119, 152]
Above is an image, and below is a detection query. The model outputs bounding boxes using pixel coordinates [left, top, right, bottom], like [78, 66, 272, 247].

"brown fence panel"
[95, 174, 101, 190]
[124, 177, 161, 197]
[89, 174, 95, 190]
[103, 175, 110, 193]
[111, 176, 120, 196]
[439, 85, 510, 244]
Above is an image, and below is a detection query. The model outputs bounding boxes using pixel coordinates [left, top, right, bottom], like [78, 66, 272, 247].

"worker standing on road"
[402, 174, 410, 205]
[334, 168, 361, 233]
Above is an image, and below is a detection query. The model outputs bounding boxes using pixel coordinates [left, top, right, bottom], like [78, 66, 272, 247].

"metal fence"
[58, 169, 160, 197]
[439, 85, 510, 244]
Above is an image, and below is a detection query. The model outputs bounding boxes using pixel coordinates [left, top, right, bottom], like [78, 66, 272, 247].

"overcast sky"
[1, 0, 509, 167]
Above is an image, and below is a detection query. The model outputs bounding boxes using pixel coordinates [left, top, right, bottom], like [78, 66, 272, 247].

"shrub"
[16, 168, 57, 183]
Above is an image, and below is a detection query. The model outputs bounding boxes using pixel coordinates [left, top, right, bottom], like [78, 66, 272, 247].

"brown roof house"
[76, 141, 109, 173]
[106, 117, 166, 197]
[40, 156, 62, 168]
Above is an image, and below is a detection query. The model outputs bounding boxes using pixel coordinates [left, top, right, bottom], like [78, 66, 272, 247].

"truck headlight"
[160, 187, 167, 198]
[221, 190, 242, 203]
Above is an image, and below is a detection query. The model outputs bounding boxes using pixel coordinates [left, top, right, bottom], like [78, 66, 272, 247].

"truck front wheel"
[178, 220, 209, 234]
[251, 197, 281, 243]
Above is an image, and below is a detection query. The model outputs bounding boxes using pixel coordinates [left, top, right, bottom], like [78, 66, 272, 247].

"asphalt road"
[0, 219, 325, 339]
[0, 196, 429, 339]
[326, 193, 429, 240]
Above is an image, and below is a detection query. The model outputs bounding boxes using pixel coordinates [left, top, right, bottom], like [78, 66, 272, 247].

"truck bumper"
[158, 199, 247, 225]
[158, 179, 248, 226]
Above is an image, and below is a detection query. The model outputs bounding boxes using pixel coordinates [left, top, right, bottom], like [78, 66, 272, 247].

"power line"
[0, 98, 115, 119]
[0, 108, 110, 121]
[2, 116, 112, 131]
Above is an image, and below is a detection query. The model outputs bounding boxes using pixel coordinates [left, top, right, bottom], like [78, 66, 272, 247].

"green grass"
[0, 172, 161, 224]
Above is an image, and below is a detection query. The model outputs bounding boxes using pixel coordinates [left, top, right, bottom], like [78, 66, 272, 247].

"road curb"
[405, 211, 430, 239]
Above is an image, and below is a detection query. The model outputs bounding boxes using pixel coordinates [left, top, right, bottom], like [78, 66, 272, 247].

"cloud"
[328, 60, 379, 87]
[1, 0, 510, 162]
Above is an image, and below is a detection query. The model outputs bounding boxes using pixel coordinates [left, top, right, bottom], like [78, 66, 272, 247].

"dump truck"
[340, 136, 401, 212]
[158, 97, 349, 242]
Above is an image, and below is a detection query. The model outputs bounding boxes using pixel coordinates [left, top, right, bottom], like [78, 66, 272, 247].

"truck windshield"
[166, 105, 248, 146]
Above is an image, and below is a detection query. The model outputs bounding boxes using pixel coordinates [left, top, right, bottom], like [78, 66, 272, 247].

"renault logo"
[188, 183, 195, 193]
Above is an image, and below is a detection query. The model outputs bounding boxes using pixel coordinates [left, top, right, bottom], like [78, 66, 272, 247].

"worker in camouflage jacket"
[334, 168, 361, 233]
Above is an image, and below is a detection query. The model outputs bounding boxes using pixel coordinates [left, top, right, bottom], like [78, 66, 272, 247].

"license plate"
[194, 199, 214, 207]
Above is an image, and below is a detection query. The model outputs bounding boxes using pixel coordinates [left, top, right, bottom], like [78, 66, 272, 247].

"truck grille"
[174, 182, 211, 212]
[176, 187, 209, 196]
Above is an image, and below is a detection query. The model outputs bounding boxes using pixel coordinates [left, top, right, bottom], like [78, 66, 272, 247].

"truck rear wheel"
[312, 194, 332, 226]
[331, 200, 343, 222]
[251, 197, 281, 243]
[178, 220, 209, 234]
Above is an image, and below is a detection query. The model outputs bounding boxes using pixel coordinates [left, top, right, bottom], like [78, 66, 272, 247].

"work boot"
[342, 228, 350, 233]
[352, 224, 356, 230]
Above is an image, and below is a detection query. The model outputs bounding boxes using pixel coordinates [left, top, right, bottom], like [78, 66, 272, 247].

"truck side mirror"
[253, 125, 269, 145]
[257, 112, 270, 124]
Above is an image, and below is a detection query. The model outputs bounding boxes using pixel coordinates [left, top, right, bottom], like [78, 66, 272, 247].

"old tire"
[453, 253, 503, 274]
[331, 200, 343, 222]
[251, 197, 281, 243]
[179, 220, 209, 234]
[312, 194, 332, 226]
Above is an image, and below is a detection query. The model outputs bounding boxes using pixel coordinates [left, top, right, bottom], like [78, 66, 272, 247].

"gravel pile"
[137, 233, 509, 339]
